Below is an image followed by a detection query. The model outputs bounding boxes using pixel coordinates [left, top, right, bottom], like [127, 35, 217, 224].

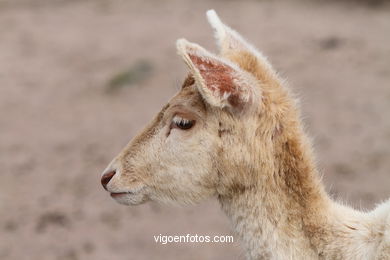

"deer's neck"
[218, 131, 334, 259]
[217, 126, 382, 259]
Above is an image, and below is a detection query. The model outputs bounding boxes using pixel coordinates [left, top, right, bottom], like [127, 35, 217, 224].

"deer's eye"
[172, 115, 195, 130]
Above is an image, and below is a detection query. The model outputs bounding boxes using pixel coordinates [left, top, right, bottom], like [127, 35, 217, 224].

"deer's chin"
[110, 192, 148, 206]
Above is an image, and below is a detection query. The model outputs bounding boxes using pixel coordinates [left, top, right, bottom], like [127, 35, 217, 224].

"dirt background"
[1, 0, 389, 259]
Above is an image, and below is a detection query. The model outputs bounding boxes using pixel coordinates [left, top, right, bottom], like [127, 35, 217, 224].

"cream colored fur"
[102, 10, 390, 260]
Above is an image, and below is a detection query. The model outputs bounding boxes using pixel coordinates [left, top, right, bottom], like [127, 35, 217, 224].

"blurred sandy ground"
[0, 0, 389, 259]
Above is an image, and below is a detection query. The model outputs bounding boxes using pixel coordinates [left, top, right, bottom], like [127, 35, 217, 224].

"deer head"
[101, 10, 294, 206]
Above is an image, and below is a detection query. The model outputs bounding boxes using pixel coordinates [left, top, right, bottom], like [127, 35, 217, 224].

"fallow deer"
[101, 10, 390, 260]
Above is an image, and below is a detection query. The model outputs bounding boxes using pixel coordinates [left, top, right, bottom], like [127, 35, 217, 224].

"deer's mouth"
[109, 189, 148, 206]
[110, 191, 134, 198]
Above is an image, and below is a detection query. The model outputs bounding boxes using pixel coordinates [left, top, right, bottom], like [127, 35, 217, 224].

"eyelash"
[172, 115, 195, 130]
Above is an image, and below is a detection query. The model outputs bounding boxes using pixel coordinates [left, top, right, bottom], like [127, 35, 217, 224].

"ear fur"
[206, 10, 277, 81]
[176, 38, 260, 112]
[207, 10, 255, 56]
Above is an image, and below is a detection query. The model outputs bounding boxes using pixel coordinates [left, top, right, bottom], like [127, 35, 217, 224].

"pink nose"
[101, 170, 116, 190]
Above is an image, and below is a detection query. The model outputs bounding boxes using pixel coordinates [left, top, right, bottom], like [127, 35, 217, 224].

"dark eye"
[172, 115, 195, 130]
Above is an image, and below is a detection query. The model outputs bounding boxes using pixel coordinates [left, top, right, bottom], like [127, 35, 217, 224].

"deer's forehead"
[167, 85, 207, 115]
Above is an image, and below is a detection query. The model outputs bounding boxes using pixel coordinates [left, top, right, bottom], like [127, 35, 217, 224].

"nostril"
[101, 170, 116, 190]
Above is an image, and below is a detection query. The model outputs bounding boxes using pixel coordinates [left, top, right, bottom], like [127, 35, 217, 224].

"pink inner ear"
[189, 54, 237, 96]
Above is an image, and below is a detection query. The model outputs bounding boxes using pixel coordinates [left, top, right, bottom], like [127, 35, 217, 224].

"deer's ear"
[176, 39, 259, 112]
[206, 10, 277, 82]
[207, 10, 255, 57]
